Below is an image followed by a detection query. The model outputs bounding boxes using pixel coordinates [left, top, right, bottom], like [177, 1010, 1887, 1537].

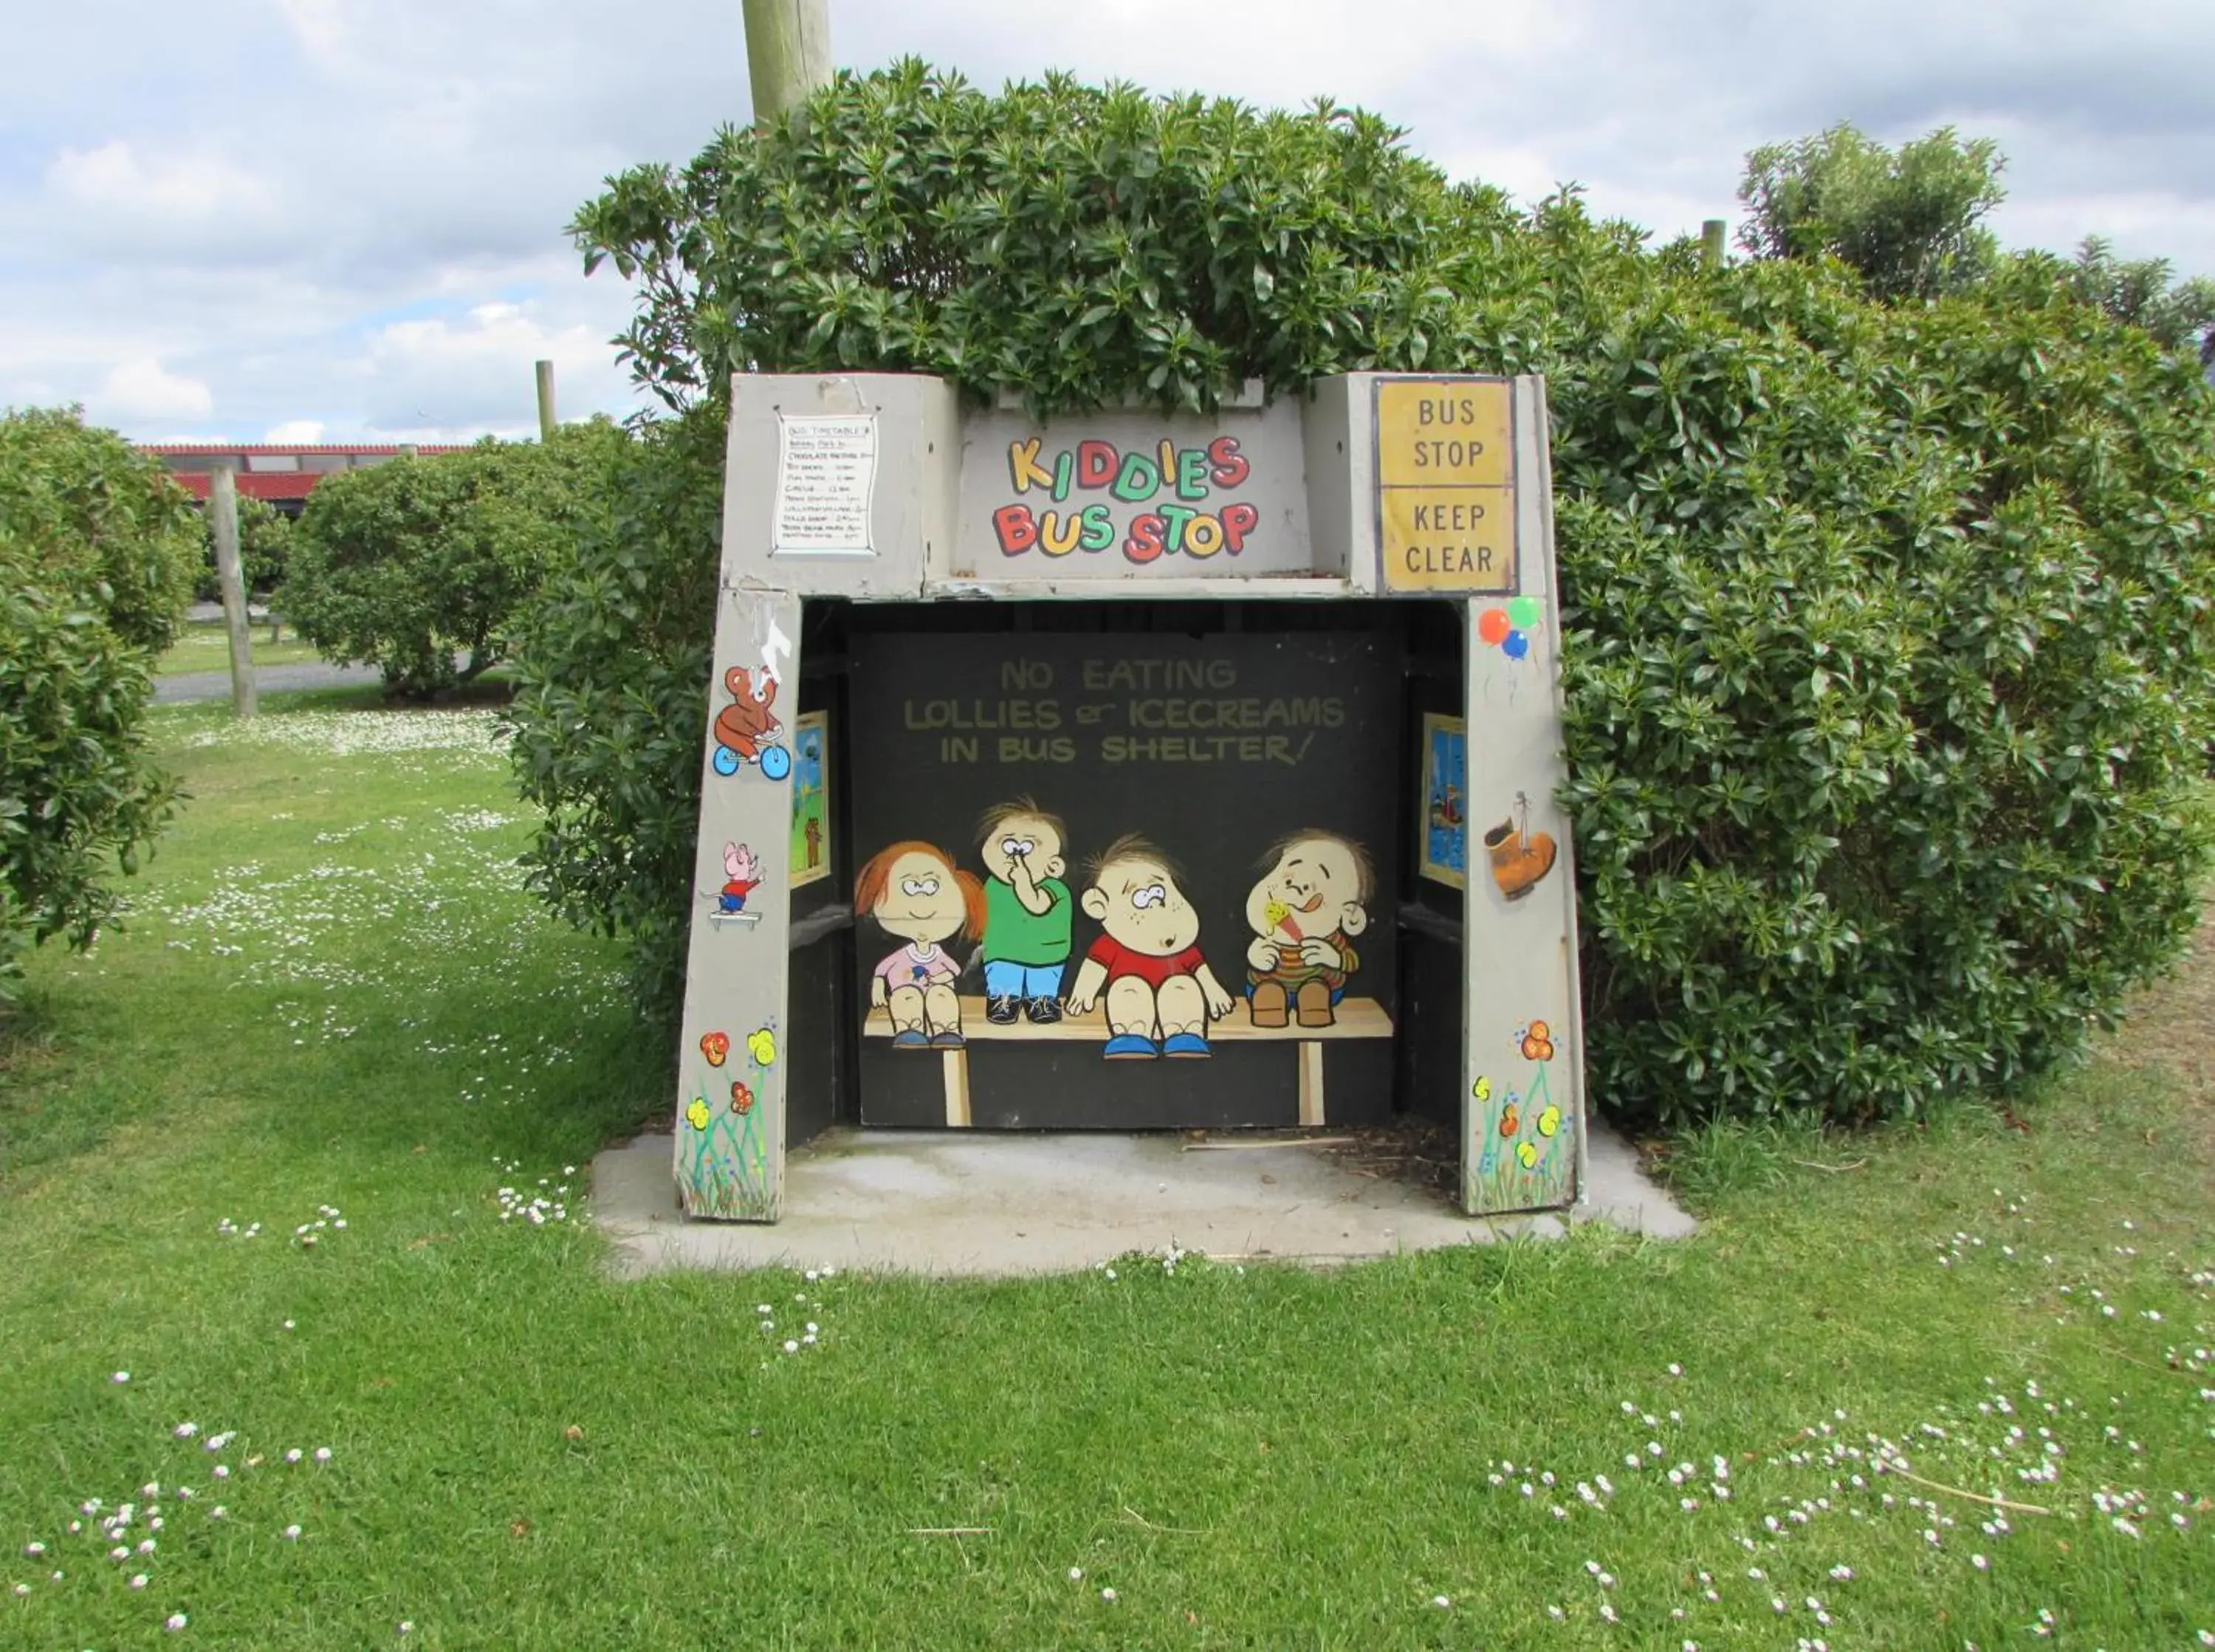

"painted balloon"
[1503, 630, 1531, 661]
[711, 747, 741, 777]
[1508, 595, 1542, 630]
[759, 743, 793, 780]
[1477, 608, 1512, 646]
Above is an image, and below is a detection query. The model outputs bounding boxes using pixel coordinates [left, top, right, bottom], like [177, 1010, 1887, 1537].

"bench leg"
[943, 1049, 972, 1127]
[1297, 1041, 1326, 1127]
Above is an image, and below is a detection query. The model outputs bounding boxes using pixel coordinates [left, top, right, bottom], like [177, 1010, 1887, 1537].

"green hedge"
[285, 424, 626, 698]
[0, 409, 197, 999]
[515, 65, 2215, 1121]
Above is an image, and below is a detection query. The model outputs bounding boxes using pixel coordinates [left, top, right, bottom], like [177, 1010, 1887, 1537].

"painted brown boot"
[1295, 980, 1335, 1028]
[1483, 819, 1519, 895]
[1494, 830, 1558, 901]
[1249, 980, 1291, 1028]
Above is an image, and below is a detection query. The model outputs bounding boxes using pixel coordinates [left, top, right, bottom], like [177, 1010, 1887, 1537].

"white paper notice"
[772, 414, 877, 556]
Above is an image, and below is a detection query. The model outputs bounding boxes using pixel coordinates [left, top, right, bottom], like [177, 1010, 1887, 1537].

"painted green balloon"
[1507, 595, 1542, 630]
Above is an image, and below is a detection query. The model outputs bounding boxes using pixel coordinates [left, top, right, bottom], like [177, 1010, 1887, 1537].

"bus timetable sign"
[1374, 376, 1517, 594]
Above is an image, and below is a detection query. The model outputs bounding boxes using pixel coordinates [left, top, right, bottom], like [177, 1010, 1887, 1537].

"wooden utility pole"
[535, 359, 557, 440]
[209, 465, 257, 719]
[1700, 218, 1727, 270]
[742, 0, 831, 123]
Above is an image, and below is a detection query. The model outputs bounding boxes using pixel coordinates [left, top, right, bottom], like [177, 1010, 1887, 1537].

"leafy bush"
[571, 61, 1523, 416]
[2059, 235, 2215, 357]
[1550, 258, 2215, 1119]
[1737, 123, 2005, 303]
[0, 407, 201, 653]
[508, 412, 727, 1014]
[526, 64, 2215, 1123]
[0, 408, 196, 999]
[286, 423, 625, 698]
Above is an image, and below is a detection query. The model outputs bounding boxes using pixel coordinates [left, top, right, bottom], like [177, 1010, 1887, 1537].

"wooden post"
[535, 359, 557, 440]
[741, 0, 831, 123]
[1700, 218, 1726, 269]
[209, 466, 257, 719]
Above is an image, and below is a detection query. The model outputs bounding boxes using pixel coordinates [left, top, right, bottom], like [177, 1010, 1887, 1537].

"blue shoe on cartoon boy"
[1062, 835, 1237, 1061]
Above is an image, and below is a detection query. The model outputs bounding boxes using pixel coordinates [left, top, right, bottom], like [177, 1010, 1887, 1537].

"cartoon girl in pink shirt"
[854, 840, 986, 1049]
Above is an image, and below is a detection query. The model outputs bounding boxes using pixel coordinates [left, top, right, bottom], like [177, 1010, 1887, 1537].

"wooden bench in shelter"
[862, 994, 1393, 1128]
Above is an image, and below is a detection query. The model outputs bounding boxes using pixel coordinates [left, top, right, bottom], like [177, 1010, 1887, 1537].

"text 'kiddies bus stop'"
[672, 371, 1587, 1224]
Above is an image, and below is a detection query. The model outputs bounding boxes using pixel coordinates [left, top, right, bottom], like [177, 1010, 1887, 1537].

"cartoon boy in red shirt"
[1065, 834, 1235, 1059]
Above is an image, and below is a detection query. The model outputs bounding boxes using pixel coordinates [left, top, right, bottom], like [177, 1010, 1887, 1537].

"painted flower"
[1517, 1141, 1539, 1169]
[746, 1027, 778, 1067]
[731, 1081, 755, 1115]
[685, 1098, 712, 1132]
[1520, 1018, 1556, 1061]
[699, 1031, 731, 1067]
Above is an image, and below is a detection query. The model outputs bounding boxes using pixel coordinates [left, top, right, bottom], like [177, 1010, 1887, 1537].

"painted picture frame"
[1418, 712, 1468, 889]
[789, 711, 831, 888]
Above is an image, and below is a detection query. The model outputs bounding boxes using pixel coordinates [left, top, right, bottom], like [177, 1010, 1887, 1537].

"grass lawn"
[155, 619, 326, 678]
[1, 694, 2210, 1649]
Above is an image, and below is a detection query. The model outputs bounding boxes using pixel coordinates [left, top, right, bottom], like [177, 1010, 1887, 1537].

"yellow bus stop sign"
[1374, 378, 1517, 593]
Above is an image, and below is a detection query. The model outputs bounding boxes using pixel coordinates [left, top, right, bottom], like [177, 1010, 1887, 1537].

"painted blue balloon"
[1503, 629, 1531, 660]
[711, 746, 741, 777]
[759, 743, 793, 781]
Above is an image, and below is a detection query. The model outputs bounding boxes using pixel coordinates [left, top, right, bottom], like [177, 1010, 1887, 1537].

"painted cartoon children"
[1243, 831, 1373, 1029]
[975, 799, 1073, 1026]
[1065, 835, 1236, 1060]
[718, 842, 763, 914]
[854, 842, 986, 1050]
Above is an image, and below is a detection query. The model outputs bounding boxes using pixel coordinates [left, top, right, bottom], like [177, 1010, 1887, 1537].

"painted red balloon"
[1478, 608, 1512, 646]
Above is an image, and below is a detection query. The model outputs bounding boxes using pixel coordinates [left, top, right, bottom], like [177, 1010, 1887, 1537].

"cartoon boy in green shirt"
[977, 799, 1073, 1025]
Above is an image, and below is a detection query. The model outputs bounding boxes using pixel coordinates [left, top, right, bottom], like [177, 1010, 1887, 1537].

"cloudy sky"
[4, 0, 2209, 444]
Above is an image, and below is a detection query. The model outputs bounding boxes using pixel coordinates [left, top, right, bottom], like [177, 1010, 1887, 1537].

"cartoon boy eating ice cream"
[1242, 831, 1372, 1029]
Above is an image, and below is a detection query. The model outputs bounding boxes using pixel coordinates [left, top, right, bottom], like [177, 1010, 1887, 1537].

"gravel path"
[155, 661, 384, 703]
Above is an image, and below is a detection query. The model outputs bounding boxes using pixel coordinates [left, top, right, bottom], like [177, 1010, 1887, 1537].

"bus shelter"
[672, 371, 1587, 1223]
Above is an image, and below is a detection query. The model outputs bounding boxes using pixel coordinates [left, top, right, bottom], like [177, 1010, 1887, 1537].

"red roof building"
[140, 444, 470, 513]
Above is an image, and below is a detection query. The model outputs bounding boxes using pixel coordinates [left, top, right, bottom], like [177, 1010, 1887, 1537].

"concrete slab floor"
[592, 1122, 1695, 1279]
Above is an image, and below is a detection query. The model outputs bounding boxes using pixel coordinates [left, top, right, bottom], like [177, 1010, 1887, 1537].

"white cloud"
[49, 139, 272, 224]
[271, 0, 350, 69]
[95, 357, 214, 421]
[263, 418, 326, 442]
[352, 298, 628, 435]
